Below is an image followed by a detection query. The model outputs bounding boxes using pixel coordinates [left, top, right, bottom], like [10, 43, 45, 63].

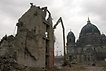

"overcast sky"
[0, 0, 106, 55]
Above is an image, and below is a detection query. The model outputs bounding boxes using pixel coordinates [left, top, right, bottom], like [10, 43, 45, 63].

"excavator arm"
[53, 17, 66, 65]
[53, 17, 64, 30]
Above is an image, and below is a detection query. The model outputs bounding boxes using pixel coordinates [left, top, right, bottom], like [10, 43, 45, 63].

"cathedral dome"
[80, 18, 100, 36]
[67, 30, 75, 37]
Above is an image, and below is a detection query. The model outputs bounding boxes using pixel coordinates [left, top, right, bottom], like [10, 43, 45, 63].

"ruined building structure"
[67, 18, 106, 64]
[0, 4, 54, 69]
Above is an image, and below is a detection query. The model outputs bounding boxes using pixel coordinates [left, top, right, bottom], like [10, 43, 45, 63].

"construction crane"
[53, 17, 67, 65]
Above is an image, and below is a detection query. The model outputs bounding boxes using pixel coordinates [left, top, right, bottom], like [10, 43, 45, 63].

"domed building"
[67, 18, 106, 64]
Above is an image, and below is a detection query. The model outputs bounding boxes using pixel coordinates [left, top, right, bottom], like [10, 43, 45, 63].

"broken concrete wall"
[15, 5, 49, 68]
[0, 4, 54, 69]
[46, 13, 54, 67]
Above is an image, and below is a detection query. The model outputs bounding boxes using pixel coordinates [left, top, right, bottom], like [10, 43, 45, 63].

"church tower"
[67, 30, 75, 46]
[67, 30, 76, 61]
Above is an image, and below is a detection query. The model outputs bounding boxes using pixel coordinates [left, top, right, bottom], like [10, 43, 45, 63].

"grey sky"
[0, 0, 106, 55]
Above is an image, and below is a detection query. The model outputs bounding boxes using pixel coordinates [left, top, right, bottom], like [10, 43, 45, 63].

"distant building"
[67, 18, 106, 63]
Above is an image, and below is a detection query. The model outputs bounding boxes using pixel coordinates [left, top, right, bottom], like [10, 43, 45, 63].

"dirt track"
[60, 66, 105, 71]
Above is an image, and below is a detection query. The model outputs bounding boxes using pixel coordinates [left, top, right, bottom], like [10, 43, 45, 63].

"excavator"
[53, 17, 70, 66]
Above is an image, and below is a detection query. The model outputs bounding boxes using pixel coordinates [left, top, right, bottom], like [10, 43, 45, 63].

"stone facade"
[0, 4, 54, 69]
[67, 18, 106, 64]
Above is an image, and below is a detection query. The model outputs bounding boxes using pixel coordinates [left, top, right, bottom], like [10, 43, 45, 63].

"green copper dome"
[80, 18, 100, 36]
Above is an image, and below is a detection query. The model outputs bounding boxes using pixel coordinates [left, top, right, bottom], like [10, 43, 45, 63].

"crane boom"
[53, 17, 66, 64]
